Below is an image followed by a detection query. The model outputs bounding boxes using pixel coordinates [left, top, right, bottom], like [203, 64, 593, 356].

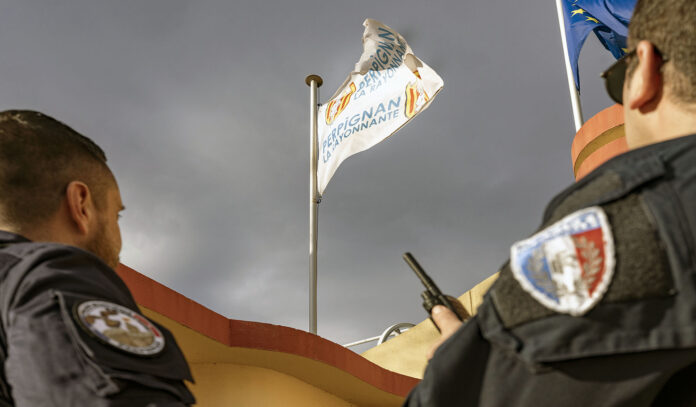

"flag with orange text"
[317, 19, 443, 194]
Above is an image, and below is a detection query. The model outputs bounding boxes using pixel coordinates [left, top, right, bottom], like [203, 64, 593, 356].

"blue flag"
[562, 0, 637, 90]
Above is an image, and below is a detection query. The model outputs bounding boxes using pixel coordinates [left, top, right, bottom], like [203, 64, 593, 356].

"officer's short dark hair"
[0, 110, 112, 230]
[629, 0, 696, 105]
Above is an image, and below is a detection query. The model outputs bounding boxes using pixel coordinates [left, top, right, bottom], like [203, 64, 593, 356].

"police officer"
[0, 111, 195, 406]
[405, 0, 696, 405]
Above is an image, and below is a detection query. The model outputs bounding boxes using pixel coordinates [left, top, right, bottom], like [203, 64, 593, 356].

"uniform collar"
[588, 133, 695, 176]
[0, 230, 31, 244]
[585, 132, 696, 192]
[543, 133, 696, 223]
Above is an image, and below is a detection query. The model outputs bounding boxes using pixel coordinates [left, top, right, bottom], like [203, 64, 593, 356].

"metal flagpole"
[305, 74, 323, 334]
[556, 0, 585, 132]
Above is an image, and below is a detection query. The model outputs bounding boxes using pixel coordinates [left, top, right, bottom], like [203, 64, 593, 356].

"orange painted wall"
[572, 104, 628, 180]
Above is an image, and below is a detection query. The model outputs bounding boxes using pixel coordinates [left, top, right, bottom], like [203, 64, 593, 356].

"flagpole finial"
[305, 75, 323, 87]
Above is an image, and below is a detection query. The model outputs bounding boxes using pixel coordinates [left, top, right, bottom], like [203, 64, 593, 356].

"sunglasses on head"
[600, 46, 668, 105]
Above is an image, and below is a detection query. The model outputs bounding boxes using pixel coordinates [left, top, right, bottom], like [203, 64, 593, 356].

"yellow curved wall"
[191, 364, 355, 407]
[140, 308, 406, 406]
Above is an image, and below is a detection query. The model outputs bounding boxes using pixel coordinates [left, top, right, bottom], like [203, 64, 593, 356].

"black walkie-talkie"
[403, 252, 469, 331]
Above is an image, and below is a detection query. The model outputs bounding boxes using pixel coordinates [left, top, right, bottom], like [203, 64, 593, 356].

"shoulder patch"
[510, 207, 615, 316]
[75, 301, 165, 356]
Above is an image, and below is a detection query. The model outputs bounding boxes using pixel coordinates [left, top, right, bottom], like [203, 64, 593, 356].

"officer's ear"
[626, 41, 663, 111]
[65, 181, 96, 236]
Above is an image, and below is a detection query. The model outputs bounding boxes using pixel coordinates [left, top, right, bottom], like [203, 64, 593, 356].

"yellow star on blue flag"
[562, 0, 636, 90]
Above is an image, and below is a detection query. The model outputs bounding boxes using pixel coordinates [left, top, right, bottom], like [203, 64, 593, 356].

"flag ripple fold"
[562, 0, 637, 90]
[317, 19, 444, 194]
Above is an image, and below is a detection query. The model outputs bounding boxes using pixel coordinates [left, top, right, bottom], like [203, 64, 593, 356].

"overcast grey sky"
[0, 0, 618, 352]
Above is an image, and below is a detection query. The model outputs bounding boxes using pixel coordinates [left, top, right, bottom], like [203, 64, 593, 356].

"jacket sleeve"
[403, 315, 491, 407]
[3, 245, 195, 407]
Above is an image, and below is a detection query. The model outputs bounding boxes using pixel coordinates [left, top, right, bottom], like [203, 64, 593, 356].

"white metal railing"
[343, 322, 415, 348]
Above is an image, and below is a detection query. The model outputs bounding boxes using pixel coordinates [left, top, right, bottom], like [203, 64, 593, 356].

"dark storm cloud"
[0, 0, 618, 347]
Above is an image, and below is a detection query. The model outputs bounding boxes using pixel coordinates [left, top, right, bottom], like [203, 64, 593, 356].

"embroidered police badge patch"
[76, 301, 165, 356]
[510, 207, 615, 316]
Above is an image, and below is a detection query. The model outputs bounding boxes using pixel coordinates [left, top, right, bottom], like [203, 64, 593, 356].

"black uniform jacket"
[405, 134, 696, 406]
[0, 233, 195, 406]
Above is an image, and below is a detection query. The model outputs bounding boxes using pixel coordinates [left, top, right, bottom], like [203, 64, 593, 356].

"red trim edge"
[115, 263, 420, 397]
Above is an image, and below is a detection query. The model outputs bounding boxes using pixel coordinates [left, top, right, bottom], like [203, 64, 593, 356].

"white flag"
[317, 19, 444, 194]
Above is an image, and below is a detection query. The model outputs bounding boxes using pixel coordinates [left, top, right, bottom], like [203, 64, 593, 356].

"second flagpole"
[306, 74, 323, 334]
[555, 0, 585, 132]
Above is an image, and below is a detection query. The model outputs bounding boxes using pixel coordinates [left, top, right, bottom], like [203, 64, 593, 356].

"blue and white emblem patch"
[510, 207, 615, 316]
